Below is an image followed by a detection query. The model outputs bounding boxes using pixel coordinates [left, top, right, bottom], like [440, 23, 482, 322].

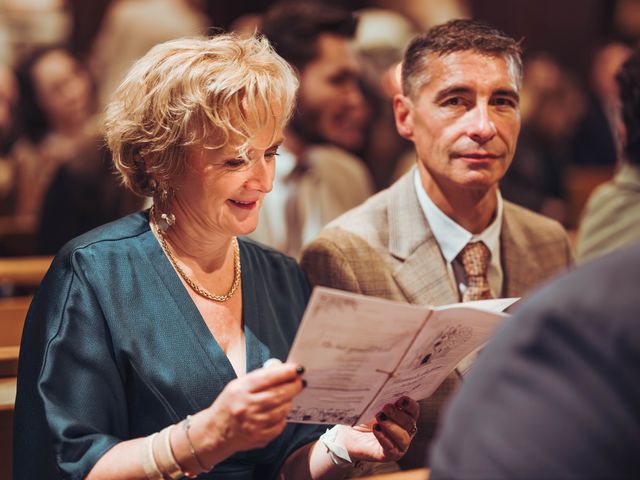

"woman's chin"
[232, 220, 259, 237]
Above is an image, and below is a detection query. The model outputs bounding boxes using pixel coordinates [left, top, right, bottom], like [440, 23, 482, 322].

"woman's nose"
[245, 157, 274, 193]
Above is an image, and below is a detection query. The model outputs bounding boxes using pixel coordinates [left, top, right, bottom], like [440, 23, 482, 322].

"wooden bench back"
[0, 256, 52, 287]
[0, 296, 31, 348]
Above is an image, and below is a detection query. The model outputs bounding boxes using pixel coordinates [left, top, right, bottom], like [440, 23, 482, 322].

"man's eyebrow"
[494, 89, 520, 102]
[433, 86, 520, 103]
[434, 86, 473, 103]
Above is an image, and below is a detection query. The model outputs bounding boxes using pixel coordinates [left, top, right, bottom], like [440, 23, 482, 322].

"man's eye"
[443, 97, 462, 106]
[494, 97, 517, 108]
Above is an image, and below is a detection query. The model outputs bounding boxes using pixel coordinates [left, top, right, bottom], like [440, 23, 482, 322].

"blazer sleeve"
[300, 234, 363, 294]
[16, 253, 128, 480]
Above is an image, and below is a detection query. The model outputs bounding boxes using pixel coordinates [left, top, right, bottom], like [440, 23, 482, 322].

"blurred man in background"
[253, 1, 373, 258]
[577, 47, 640, 261]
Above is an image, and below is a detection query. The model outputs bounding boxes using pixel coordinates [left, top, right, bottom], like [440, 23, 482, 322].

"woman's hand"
[205, 362, 304, 458]
[342, 396, 420, 463]
[279, 396, 419, 479]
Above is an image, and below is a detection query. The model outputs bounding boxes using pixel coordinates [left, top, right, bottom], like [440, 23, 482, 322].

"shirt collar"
[413, 169, 503, 263]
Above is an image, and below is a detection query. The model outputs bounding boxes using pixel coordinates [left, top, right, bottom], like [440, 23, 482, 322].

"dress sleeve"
[15, 251, 129, 480]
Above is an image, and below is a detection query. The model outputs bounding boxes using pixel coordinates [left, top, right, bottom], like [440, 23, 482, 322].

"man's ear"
[394, 94, 414, 140]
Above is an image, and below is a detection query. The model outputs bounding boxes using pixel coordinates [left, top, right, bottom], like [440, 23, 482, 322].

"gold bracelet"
[141, 433, 163, 480]
[183, 415, 211, 473]
[153, 425, 185, 480]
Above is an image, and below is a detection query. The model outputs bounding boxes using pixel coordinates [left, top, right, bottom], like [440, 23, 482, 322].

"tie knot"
[459, 241, 491, 277]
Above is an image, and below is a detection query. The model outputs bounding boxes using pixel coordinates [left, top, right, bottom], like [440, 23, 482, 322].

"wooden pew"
[0, 296, 31, 346]
[0, 295, 28, 478]
[0, 376, 16, 480]
[0, 215, 37, 256]
[0, 256, 50, 373]
[0, 296, 31, 377]
[0, 346, 20, 378]
[0, 255, 52, 287]
[0, 256, 50, 479]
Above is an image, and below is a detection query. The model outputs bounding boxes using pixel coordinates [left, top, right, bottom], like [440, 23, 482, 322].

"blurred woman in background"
[11, 46, 96, 217]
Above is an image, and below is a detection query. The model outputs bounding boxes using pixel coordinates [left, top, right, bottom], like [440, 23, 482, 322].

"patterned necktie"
[459, 241, 493, 301]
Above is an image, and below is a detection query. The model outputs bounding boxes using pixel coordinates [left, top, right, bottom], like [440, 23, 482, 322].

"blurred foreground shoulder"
[430, 244, 640, 479]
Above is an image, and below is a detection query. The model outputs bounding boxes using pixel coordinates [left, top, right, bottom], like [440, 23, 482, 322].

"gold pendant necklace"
[150, 207, 241, 302]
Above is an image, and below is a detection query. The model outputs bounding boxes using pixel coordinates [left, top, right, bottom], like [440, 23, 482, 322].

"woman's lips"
[228, 199, 258, 210]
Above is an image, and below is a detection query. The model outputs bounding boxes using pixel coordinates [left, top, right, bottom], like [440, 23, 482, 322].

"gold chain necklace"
[150, 207, 241, 302]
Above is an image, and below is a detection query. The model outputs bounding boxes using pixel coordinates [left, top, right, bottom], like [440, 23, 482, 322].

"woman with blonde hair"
[14, 34, 418, 479]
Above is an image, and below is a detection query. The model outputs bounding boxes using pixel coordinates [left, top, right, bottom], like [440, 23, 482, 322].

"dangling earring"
[151, 181, 176, 231]
[157, 210, 176, 231]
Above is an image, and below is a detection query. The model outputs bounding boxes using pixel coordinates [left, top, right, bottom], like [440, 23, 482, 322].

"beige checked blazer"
[301, 169, 574, 468]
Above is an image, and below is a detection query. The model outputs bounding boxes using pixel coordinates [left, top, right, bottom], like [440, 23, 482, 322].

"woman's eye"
[265, 150, 280, 159]
[224, 159, 247, 168]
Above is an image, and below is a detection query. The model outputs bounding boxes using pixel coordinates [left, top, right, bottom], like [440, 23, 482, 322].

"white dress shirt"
[251, 145, 373, 258]
[414, 169, 504, 299]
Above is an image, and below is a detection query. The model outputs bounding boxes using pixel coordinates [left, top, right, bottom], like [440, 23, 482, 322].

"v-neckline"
[141, 221, 269, 383]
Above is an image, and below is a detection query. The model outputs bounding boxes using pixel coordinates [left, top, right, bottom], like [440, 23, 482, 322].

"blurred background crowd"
[0, 0, 639, 258]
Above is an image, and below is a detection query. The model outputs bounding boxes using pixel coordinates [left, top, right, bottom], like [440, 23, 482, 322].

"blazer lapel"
[501, 204, 534, 297]
[387, 170, 459, 306]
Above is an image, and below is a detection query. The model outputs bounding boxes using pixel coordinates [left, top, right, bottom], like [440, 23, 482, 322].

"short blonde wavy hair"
[104, 34, 298, 197]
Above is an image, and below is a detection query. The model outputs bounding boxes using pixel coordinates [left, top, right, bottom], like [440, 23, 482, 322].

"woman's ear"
[394, 94, 414, 140]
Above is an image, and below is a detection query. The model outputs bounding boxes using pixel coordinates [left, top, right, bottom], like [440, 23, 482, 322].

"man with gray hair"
[302, 19, 573, 467]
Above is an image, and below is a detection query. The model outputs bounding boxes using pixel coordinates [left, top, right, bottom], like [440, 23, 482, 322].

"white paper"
[287, 287, 511, 425]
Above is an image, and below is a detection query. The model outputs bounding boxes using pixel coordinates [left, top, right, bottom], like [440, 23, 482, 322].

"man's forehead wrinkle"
[421, 53, 519, 94]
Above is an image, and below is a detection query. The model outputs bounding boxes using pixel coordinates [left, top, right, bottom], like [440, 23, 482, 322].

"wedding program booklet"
[286, 287, 517, 426]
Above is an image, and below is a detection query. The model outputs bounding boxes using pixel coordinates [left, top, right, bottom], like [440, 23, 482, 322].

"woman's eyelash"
[225, 159, 247, 168]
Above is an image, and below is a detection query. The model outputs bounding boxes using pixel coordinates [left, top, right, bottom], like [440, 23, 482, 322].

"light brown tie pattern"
[459, 241, 493, 301]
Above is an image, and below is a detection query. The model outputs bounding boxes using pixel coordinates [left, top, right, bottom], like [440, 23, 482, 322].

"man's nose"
[467, 104, 497, 144]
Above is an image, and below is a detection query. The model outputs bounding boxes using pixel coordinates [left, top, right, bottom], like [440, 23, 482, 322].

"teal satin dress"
[14, 211, 323, 479]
